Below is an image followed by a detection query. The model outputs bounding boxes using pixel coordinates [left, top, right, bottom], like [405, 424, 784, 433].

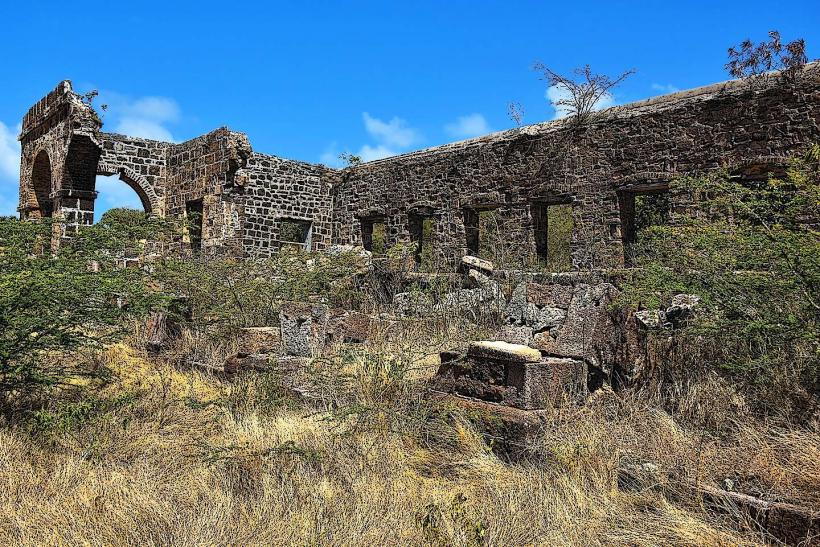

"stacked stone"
[432, 340, 587, 410]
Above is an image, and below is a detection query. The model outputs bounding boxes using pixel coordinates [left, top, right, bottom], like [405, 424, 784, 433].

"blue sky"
[1, 0, 818, 218]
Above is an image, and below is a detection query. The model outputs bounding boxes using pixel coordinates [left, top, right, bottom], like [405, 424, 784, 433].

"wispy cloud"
[320, 113, 423, 165]
[98, 92, 181, 142]
[362, 112, 421, 149]
[0, 121, 21, 216]
[546, 85, 615, 120]
[358, 144, 400, 162]
[319, 142, 343, 167]
[444, 113, 492, 139]
[651, 83, 681, 95]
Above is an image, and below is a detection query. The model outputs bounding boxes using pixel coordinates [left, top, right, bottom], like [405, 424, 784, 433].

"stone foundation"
[432, 341, 588, 410]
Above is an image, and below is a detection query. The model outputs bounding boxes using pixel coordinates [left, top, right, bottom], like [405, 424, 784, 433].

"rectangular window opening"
[464, 207, 501, 261]
[361, 217, 387, 255]
[464, 209, 479, 256]
[619, 188, 670, 266]
[533, 202, 574, 271]
[276, 218, 312, 250]
[409, 213, 435, 269]
[186, 199, 203, 255]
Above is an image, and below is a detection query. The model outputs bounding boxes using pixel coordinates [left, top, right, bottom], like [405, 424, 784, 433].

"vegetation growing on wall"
[620, 145, 820, 417]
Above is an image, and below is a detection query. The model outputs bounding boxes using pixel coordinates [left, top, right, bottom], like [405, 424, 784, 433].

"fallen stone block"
[635, 309, 669, 330]
[468, 340, 541, 363]
[224, 352, 272, 374]
[525, 282, 574, 309]
[493, 325, 534, 346]
[700, 485, 820, 545]
[236, 326, 281, 354]
[504, 282, 571, 330]
[432, 341, 587, 409]
[393, 291, 434, 316]
[328, 309, 384, 343]
[665, 293, 700, 325]
[279, 302, 329, 357]
[461, 255, 494, 274]
[542, 282, 619, 375]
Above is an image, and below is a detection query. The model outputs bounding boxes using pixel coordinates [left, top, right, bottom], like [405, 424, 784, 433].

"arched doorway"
[93, 173, 151, 222]
[30, 151, 53, 218]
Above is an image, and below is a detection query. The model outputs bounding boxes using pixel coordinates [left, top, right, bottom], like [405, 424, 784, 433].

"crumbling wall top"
[19, 80, 101, 142]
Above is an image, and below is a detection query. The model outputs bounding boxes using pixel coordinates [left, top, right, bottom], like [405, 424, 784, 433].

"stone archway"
[96, 163, 162, 216]
[29, 150, 54, 218]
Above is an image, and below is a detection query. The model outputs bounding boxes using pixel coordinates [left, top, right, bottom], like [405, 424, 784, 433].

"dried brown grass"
[0, 341, 817, 545]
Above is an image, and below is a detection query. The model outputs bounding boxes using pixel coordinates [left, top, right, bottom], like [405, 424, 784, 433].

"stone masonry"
[16, 63, 820, 265]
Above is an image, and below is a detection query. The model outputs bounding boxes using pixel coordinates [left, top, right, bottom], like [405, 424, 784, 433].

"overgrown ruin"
[17, 63, 820, 267]
[8, 63, 820, 545]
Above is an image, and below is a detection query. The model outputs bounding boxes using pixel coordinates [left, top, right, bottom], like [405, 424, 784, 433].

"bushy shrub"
[619, 146, 820, 417]
[0, 214, 167, 409]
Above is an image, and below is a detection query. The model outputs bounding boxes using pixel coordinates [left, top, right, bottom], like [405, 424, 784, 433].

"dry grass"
[0, 341, 817, 545]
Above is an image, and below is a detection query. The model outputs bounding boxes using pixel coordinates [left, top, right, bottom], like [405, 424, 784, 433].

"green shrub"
[619, 145, 820, 416]
[0, 216, 166, 408]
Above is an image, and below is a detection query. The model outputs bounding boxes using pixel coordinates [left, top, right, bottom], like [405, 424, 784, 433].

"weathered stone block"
[433, 341, 587, 409]
[236, 326, 281, 354]
[328, 309, 383, 343]
[279, 302, 329, 357]
[507, 357, 588, 409]
[493, 325, 534, 345]
[467, 340, 541, 363]
[461, 255, 494, 274]
[544, 283, 619, 375]
[526, 282, 574, 309]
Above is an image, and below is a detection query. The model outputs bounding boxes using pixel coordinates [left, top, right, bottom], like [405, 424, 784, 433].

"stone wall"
[333, 64, 820, 269]
[97, 133, 170, 216]
[242, 153, 335, 257]
[16, 64, 820, 264]
[164, 128, 251, 256]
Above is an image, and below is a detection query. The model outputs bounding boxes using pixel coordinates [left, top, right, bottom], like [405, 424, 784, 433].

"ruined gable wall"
[333, 65, 820, 269]
[164, 128, 252, 256]
[242, 153, 335, 257]
[17, 81, 101, 223]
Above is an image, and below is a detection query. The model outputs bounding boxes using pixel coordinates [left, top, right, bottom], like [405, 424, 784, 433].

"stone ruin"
[15, 63, 820, 268]
[13, 68, 820, 543]
[12, 64, 820, 410]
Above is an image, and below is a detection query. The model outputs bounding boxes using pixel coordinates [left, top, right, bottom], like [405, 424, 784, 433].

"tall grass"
[1, 341, 815, 545]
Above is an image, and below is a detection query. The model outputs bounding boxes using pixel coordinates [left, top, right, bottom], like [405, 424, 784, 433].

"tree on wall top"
[725, 31, 808, 83]
[533, 63, 635, 125]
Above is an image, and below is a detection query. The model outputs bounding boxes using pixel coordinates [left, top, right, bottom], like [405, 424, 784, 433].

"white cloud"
[121, 97, 180, 123]
[0, 121, 20, 181]
[0, 121, 21, 216]
[96, 91, 181, 142]
[113, 119, 175, 142]
[319, 113, 422, 165]
[319, 142, 343, 167]
[651, 83, 681, 95]
[546, 85, 615, 120]
[362, 112, 420, 148]
[358, 144, 399, 162]
[444, 113, 492, 139]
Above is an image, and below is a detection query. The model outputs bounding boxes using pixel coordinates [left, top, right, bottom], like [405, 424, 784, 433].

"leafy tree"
[339, 152, 363, 167]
